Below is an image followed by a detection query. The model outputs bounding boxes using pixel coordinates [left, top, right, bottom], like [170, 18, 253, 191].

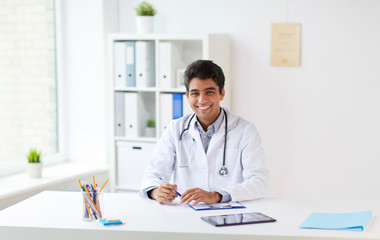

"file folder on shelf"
[114, 92, 125, 136]
[182, 94, 192, 116]
[125, 41, 136, 87]
[159, 42, 185, 89]
[113, 42, 126, 88]
[124, 92, 139, 137]
[173, 93, 183, 120]
[136, 41, 155, 88]
[159, 93, 173, 134]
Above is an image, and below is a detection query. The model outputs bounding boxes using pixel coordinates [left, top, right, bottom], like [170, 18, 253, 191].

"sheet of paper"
[271, 23, 301, 66]
[190, 201, 245, 211]
[163, 199, 193, 213]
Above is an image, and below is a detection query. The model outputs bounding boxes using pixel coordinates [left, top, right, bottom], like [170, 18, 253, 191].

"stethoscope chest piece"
[219, 166, 228, 176]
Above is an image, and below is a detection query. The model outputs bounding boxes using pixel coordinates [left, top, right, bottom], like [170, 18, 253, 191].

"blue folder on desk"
[189, 202, 246, 211]
[299, 210, 372, 231]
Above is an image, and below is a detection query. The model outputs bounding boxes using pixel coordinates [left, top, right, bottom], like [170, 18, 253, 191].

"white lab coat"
[140, 108, 269, 201]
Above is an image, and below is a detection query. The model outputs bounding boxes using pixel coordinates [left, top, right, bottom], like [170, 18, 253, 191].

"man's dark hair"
[184, 60, 225, 94]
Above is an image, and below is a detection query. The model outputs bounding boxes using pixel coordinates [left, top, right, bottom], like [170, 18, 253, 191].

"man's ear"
[220, 88, 225, 100]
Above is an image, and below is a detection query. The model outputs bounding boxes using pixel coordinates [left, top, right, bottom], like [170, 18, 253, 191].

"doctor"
[140, 60, 269, 205]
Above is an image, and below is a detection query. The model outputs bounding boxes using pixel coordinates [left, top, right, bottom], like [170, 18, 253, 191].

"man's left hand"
[180, 188, 221, 205]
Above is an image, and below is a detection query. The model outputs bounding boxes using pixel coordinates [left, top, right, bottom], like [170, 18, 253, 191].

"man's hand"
[180, 188, 221, 205]
[150, 183, 179, 204]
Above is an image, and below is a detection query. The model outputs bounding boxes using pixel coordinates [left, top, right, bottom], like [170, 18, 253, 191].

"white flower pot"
[27, 162, 43, 178]
[144, 127, 156, 137]
[136, 16, 154, 33]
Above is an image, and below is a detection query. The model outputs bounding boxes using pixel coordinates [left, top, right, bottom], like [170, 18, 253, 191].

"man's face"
[186, 78, 225, 128]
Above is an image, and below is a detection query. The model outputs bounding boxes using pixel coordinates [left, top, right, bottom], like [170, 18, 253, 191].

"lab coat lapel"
[207, 109, 238, 155]
[207, 121, 225, 155]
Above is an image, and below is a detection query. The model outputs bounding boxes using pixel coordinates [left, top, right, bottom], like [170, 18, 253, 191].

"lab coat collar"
[187, 107, 239, 146]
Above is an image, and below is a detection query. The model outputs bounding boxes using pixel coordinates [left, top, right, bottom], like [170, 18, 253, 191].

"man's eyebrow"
[190, 87, 217, 92]
[205, 87, 217, 91]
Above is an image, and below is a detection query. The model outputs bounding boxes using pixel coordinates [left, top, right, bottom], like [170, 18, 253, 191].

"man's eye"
[207, 91, 215, 95]
[190, 92, 199, 96]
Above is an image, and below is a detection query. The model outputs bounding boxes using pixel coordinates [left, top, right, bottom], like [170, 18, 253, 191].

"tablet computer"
[201, 212, 276, 227]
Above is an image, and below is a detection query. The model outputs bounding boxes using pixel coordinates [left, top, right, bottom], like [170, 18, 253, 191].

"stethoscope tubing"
[179, 108, 228, 175]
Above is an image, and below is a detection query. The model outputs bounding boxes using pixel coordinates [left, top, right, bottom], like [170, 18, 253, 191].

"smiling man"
[140, 60, 269, 205]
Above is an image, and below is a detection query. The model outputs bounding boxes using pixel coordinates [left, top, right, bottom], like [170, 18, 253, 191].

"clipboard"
[189, 201, 246, 211]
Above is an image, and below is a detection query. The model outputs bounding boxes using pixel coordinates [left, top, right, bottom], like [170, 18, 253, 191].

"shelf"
[114, 87, 156, 92]
[108, 33, 231, 193]
[158, 87, 186, 93]
[114, 137, 158, 143]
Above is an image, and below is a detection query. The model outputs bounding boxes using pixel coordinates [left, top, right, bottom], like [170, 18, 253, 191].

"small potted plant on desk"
[26, 148, 42, 178]
[145, 118, 156, 137]
[135, 1, 156, 33]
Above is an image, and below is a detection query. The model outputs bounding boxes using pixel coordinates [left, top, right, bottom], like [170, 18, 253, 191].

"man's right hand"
[150, 183, 179, 204]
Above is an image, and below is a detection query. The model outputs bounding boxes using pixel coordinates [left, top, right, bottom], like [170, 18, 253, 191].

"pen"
[83, 184, 100, 219]
[158, 177, 181, 197]
[78, 179, 92, 220]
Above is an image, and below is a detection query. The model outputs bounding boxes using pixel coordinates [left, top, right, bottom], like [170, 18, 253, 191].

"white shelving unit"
[107, 33, 231, 192]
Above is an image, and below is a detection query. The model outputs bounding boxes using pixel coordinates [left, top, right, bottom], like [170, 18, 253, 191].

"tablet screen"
[201, 212, 276, 227]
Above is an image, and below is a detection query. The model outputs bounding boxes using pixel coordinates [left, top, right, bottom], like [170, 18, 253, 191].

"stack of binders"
[159, 42, 186, 89]
[159, 93, 193, 134]
[114, 92, 153, 138]
[113, 41, 155, 88]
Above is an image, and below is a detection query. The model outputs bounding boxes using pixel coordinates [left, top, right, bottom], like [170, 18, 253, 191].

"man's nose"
[198, 93, 208, 103]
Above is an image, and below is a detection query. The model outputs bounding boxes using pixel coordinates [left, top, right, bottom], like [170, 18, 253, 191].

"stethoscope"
[178, 108, 228, 176]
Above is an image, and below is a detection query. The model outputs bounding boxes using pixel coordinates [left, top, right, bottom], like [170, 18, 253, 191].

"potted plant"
[144, 118, 156, 137]
[135, 1, 156, 33]
[26, 148, 42, 178]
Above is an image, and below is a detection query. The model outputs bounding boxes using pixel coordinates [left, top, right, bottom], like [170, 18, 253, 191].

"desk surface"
[0, 191, 379, 240]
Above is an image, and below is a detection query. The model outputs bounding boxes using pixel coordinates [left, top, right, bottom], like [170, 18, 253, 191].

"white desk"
[0, 191, 379, 240]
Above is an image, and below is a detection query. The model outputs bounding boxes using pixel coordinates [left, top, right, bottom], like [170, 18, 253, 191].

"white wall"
[117, 0, 380, 200]
[58, 0, 118, 163]
[60, 0, 380, 200]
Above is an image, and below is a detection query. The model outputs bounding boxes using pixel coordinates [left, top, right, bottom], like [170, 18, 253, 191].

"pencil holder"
[82, 188, 104, 221]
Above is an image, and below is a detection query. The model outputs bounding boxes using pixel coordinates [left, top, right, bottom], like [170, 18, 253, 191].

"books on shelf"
[125, 41, 136, 87]
[113, 42, 127, 88]
[159, 93, 193, 135]
[114, 40, 187, 90]
[114, 41, 136, 88]
[182, 94, 192, 116]
[159, 93, 173, 134]
[173, 93, 183, 120]
[136, 41, 155, 88]
[124, 92, 140, 137]
[159, 42, 186, 89]
[114, 92, 125, 136]
[120, 92, 155, 138]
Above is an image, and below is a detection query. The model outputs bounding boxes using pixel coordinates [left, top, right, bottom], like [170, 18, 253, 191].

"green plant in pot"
[26, 148, 43, 178]
[135, 1, 156, 33]
[145, 118, 156, 137]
